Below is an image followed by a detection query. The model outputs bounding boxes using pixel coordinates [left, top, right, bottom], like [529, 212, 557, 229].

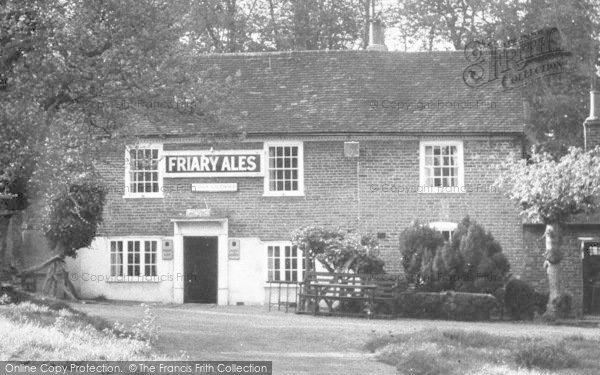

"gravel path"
[71, 302, 600, 375]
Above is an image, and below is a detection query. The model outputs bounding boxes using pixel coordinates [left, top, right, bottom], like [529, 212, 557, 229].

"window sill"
[122, 194, 164, 199]
[106, 276, 161, 283]
[264, 282, 301, 287]
[418, 187, 466, 194]
[262, 191, 305, 197]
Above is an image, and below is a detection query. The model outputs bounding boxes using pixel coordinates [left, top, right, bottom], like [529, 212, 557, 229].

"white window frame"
[107, 237, 161, 282]
[266, 242, 305, 282]
[419, 140, 464, 194]
[124, 143, 164, 198]
[428, 221, 458, 241]
[263, 141, 304, 197]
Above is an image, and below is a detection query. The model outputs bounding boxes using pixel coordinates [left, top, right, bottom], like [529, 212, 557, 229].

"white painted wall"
[228, 237, 267, 305]
[66, 237, 175, 303]
[66, 235, 296, 305]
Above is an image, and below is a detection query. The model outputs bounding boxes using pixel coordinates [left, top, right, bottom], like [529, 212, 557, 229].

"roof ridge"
[195, 49, 465, 58]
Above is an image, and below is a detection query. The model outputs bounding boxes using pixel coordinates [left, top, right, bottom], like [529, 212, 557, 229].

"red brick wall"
[96, 136, 525, 275]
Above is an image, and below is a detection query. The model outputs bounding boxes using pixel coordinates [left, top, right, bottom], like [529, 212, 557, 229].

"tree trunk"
[0, 215, 10, 270]
[8, 211, 23, 269]
[544, 223, 563, 318]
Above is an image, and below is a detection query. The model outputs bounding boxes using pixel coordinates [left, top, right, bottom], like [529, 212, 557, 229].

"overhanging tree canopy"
[496, 146, 600, 317]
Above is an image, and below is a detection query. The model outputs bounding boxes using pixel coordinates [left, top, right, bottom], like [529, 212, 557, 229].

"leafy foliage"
[552, 293, 573, 319]
[0, 0, 241, 267]
[504, 279, 536, 320]
[44, 177, 106, 257]
[397, 291, 498, 321]
[185, 0, 367, 52]
[291, 226, 385, 274]
[496, 146, 600, 224]
[399, 217, 510, 294]
[385, 0, 599, 153]
[398, 222, 444, 285]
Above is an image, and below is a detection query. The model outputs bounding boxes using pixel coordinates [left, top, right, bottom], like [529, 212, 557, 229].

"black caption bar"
[1, 361, 272, 375]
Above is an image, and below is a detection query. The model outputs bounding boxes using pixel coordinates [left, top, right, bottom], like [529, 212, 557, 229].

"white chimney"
[583, 89, 600, 150]
[367, 18, 387, 51]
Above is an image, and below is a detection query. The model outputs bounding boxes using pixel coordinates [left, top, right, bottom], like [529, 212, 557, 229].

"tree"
[438, 217, 510, 294]
[291, 226, 385, 274]
[388, 0, 600, 154]
[399, 218, 510, 293]
[496, 146, 600, 317]
[0, 0, 240, 284]
[21, 177, 106, 298]
[398, 221, 444, 286]
[185, 0, 366, 52]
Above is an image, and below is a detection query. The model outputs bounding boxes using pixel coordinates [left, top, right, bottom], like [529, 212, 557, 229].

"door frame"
[172, 218, 228, 304]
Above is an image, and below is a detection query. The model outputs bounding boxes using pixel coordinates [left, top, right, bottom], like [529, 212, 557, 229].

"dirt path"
[72, 302, 600, 375]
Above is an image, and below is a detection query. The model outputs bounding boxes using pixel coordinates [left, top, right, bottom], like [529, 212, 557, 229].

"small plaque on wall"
[192, 183, 238, 192]
[162, 239, 174, 260]
[228, 238, 240, 260]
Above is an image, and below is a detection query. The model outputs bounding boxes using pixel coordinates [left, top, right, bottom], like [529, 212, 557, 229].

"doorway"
[184, 236, 218, 303]
[582, 241, 600, 314]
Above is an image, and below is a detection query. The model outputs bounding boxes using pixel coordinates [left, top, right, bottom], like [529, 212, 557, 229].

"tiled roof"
[135, 50, 525, 136]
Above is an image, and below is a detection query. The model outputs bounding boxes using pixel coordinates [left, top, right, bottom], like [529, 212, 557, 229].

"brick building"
[25, 48, 600, 311]
[55, 50, 536, 306]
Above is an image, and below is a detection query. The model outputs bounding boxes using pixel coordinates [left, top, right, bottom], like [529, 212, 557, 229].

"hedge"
[397, 291, 499, 321]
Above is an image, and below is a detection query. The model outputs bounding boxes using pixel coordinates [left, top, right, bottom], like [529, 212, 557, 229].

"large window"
[267, 243, 305, 282]
[124, 144, 163, 197]
[264, 142, 304, 196]
[419, 141, 464, 193]
[110, 239, 158, 277]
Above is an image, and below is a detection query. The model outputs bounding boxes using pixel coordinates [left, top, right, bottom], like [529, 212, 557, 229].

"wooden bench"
[296, 272, 404, 318]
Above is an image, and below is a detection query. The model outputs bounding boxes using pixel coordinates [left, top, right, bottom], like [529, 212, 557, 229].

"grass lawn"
[0, 298, 173, 361]
[366, 329, 600, 375]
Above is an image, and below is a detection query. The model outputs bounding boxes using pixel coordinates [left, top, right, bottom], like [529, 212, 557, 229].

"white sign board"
[191, 183, 238, 192]
[162, 150, 263, 177]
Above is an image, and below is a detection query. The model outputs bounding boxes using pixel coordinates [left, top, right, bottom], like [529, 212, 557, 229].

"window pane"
[267, 145, 300, 192]
[128, 147, 160, 193]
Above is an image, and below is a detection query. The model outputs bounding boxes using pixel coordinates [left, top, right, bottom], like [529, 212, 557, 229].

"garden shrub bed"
[396, 291, 499, 321]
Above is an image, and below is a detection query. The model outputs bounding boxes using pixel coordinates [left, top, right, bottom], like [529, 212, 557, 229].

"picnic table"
[296, 272, 404, 318]
[309, 282, 377, 316]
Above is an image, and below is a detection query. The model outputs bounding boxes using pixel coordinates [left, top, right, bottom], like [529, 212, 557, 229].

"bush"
[533, 291, 549, 315]
[552, 293, 573, 319]
[504, 279, 535, 320]
[442, 292, 498, 321]
[513, 341, 577, 369]
[440, 217, 510, 293]
[397, 291, 498, 321]
[291, 226, 385, 273]
[398, 222, 444, 286]
[399, 217, 510, 294]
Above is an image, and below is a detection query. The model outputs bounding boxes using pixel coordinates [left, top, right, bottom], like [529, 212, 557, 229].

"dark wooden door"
[184, 236, 218, 303]
[583, 242, 600, 314]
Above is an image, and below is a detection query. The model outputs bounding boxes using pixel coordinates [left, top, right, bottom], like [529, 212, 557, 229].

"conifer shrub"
[399, 217, 510, 294]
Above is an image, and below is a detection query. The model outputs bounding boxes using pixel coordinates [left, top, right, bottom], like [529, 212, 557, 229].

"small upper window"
[264, 142, 304, 196]
[124, 144, 163, 197]
[419, 141, 464, 193]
